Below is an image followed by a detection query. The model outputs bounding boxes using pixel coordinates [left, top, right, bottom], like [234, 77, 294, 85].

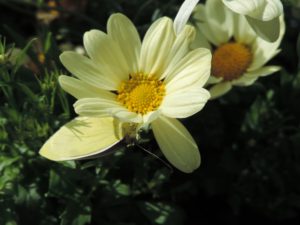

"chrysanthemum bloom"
[191, 0, 285, 99]
[222, 0, 283, 42]
[40, 13, 211, 173]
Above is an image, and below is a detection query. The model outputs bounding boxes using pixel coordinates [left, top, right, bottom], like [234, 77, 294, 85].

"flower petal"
[74, 98, 142, 123]
[249, 16, 285, 70]
[164, 48, 211, 93]
[151, 116, 200, 173]
[232, 66, 281, 86]
[107, 13, 141, 73]
[174, 0, 199, 35]
[160, 25, 196, 79]
[209, 82, 232, 99]
[139, 17, 175, 76]
[246, 16, 280, 42]
[161, 87, 210, 118]
[222, 0, 283, 21]
[39, 117, 123, 161]
[60, 51, 117, 90]
[193, 2, 233, 46]
[232, 13, 256, 45]
[205, 76, 223, 85]
[83, 29, 129, 82]
[59, 75, 113, 99]
[191, 23, 212, 50]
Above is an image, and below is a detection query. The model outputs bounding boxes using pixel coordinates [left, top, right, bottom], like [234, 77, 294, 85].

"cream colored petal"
[74, 98, 142, 123]
[161, 87, 210, 118]
[142, 110, 161, 125]
[83, 29, 129, 81]
[190, 24, 212, 50]
[232, 13, 256, 44]
[232, 65, 280, 86]
[164, 48, 211, 93]
[205, 76, 223, 85]
[174, 0, 199, 35]
[111, 109, 143, 123]
[222, 0, 283, 21]
[231, 74, 258, 86]
[107, 13, 141, 73]
[58, 75, 114, 99]
[209, 82, 232, 99]
[139, 17, 175, 76]
[160, 25, 196, 80]
[196, 0, 234, 46]
[151, 116, 200, 173]
[60, 51, 118, 90]
[246, 16, 280, 42]
[248, 65, 281, 77]
[193, 4, 230, 46]
[39, 117, 123, 161]
[249, 16, 285, 70]
[74, 97, 117, 117]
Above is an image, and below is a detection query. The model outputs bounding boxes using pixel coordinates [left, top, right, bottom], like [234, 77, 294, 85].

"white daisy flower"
[40, 13, 211, 173]
[191, 0, 285, 99]
[222, 0, 283, 42]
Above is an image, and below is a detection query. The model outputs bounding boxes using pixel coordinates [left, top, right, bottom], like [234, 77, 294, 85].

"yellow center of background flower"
[212, 42, 252, 81]
[117, 73, 165, 115]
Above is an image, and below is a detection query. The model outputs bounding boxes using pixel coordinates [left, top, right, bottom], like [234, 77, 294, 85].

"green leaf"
[60, 201, 91, 225]
[138, 202, 185, 225]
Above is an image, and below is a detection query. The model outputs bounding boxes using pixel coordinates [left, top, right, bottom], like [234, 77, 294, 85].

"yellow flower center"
[212, 42, 252, 81]
[117, 73, 165, 115]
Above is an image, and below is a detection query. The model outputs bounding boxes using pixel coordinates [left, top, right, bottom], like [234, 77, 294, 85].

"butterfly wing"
[39, 116, 124, 161]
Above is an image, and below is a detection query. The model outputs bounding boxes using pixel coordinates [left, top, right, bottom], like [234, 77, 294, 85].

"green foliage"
[0, 0, 300, 225]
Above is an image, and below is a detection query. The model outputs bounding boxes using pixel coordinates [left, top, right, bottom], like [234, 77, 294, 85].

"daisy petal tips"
[174, 0, 200, 35]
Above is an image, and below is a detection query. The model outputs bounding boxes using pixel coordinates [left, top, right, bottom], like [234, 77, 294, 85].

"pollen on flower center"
[117, 73, 165, 115]
[212, 42, 252, 81]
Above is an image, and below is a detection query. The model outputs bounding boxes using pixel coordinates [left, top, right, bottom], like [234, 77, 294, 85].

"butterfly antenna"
[136, 143, 173, 173]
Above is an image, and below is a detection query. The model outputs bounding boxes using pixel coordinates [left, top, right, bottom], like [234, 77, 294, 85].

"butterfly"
[39, 117, 124, 161]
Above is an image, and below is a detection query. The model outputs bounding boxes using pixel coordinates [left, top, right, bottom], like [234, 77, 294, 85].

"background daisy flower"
[191, 0, 285, 99]
[40, 13, 211, 173]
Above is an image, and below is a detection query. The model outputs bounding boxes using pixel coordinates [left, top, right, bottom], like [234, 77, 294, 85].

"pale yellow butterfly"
[39, 117, 124, 161]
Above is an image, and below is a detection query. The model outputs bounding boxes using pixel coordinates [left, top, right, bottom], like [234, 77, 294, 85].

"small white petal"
[74, 98, 141, 123]
[205, 76, 223, 85]
[246, 16, 280, 42]
[174, 0, 200, 35]
[223, 0, 283, 42]
[232, 13, 256, 44]
[164, 48, 211, 93]
[209, 82, 232, 99]
[232, 66, 281, 86]
[249, 16, 285, 70]
[161, 88, 210, 118]
[222, 0, 283, 21]
[191, 23, 212, 50]
[58, 75, 111, 99]
[152, 116, 200, 173]
[74, 97, 118, 117]
[193, 2, 233, 46]
[248, 65, 281, 77]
